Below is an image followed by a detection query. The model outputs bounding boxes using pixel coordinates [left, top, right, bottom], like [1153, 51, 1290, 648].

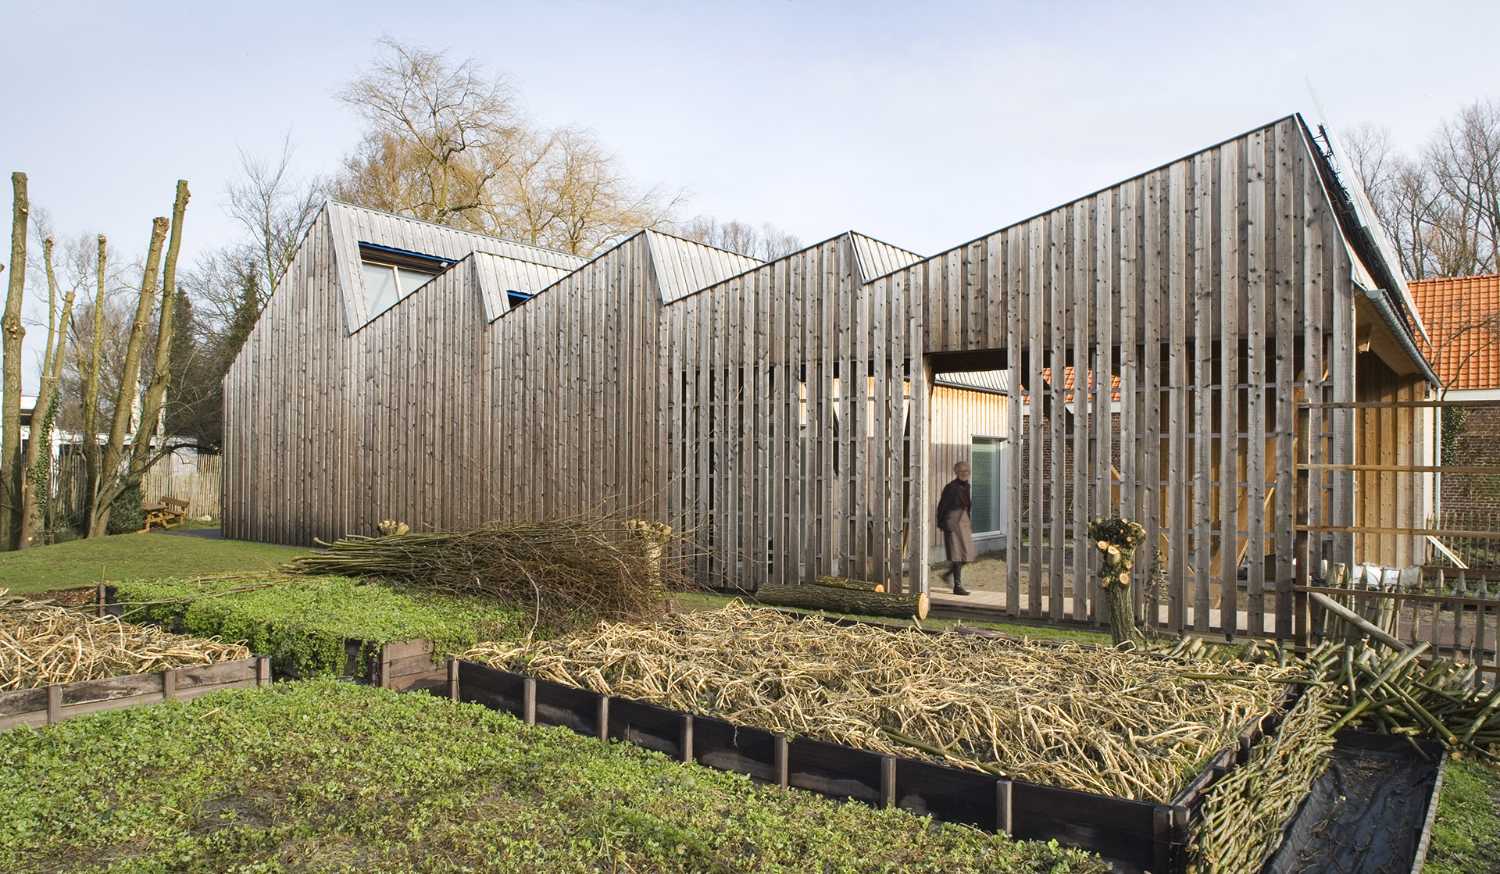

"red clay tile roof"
[1021, 367, 1122, 404]
[1411, 275, 1500, 390]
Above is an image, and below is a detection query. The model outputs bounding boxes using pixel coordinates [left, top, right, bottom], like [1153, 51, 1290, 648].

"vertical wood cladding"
[225, 116, 1406, 632]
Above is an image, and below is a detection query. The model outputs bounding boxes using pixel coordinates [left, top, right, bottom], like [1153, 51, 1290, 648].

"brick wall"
[1017, 409, 1123, 541]
[1443, 405, 1500, 517]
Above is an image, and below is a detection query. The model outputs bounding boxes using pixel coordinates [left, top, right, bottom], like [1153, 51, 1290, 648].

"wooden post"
[522, 678, 536, 725]
[596, 696, 609, 741]
[256, 656, 272, 687]
[1293, 527, 1311, 647]
[880, 756, 896, 808]
[162, 668, 177, 700]
[1152, 805, 1174, 874]
[95, 583, 105, 618]
[447, 658, 459, 702]
[679, 714, 694, 762]
[1309, 592, 1407, 651]
[773, 735, 789, 789]
[46, 684, 60, 725]
[995, 780, 1013, 834]
[378, 642, 391, 690]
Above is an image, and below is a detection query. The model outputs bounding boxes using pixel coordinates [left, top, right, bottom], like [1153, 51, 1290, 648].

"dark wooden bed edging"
[0, 655, 272, 731]
[449, 658, 1229, 872]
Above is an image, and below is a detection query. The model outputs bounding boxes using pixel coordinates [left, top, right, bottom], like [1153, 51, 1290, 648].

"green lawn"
[673, 590, 1112, 644]
[1427, 757, 1500, 874]
[0, 531, 309, 595]
[0, 680, 1104, 873]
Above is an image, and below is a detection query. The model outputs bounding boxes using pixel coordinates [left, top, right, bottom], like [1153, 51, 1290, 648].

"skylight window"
[357, 243, 450, 318]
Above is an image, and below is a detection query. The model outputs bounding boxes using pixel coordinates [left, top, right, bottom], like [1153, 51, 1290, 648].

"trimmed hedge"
[0, 680, 1104, 873]
[115, 575, 524, 679]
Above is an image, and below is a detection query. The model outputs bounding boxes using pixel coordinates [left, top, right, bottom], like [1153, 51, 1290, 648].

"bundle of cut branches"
[284, 516, 676, 630]
[1242, 638, 1500, 758]
[0, 590, 250, 690]
[1187, 685, 1338, 874]
[463, 602, 1297, 801]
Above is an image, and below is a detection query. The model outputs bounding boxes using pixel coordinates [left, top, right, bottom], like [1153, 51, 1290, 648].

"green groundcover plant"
[114, 575, 525, 679]
[1426, 757, 1500, 874]
[0, 681, 1102, 873]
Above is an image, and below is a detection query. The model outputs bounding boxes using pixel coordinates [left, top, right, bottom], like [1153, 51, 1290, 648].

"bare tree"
[88, 182, 191, 537]
[1345, 99, 1500, 279]
[1, 173, 29, 548]
[17, 237, 76, 547]
[335, 39, 683, 257]
[334, 37, 520, 229]
[124, 182, 189, 477]
[90, 214, 168, 537]
[1342, 123, 1396, 211]
[227, 136, 324, 298]
[79, 235, 108, 526]
[1426, 100, 1500, 275]
[490, 127, 682, 255]
[675, 215, 803, 260]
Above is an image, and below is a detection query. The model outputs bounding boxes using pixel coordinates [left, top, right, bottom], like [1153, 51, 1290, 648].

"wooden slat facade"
[223, 115, 1436, 635]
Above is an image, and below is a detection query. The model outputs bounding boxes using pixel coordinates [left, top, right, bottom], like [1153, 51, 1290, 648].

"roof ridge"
[846, 229, 923, 259]
[327, 199, 586, 263]
[1409, 273, 1500, 285]
[644, 227, 765, 264]
[918, 113, 1302, 265]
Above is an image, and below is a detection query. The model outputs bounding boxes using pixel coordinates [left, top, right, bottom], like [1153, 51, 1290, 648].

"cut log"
[812, 575, 885, 594]
[753, 584, 928, 621]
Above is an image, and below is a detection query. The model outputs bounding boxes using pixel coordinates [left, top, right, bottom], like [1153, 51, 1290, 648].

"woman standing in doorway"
[936, 461, 975, 596]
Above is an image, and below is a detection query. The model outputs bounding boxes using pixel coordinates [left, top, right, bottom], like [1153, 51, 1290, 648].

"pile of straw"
[284, 517, 675, 631]
[464, 602, 1297, 801]
[0, 590, 250, 690]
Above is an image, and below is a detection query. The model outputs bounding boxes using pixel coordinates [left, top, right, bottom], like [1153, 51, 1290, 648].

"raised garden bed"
[0, 679, 1106, 872]
[451, 657, 1314, 872]
[0, 655, 270, 730]
[1, 589, 269, 731]
[1265, 731, 1446, 873]
[103, 575, 522, 686]
[464, 603, 1303, 800]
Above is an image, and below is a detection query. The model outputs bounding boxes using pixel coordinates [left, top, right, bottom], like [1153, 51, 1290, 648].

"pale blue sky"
[3, 0, 1498, 390]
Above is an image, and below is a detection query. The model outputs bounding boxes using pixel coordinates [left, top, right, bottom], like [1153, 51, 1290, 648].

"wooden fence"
[1296, 562, 1500, 681]
[54, 450, 222, 522]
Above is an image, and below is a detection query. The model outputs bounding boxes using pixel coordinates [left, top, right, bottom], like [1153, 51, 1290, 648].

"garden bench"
[141, 496, 190, 531]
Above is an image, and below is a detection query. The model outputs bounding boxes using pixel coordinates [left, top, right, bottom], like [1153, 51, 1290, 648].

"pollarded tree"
[1088, 516, 1148, 646]
[88, 181, 190, 537]
[1, 174, 30, 549]
[17, 236, 76, 547]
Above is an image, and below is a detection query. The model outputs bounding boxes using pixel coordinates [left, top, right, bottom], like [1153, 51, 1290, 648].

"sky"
[2, 0, 1498, 393]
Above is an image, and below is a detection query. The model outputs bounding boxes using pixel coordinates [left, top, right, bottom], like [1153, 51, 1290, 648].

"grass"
[0, 680, 1105, 873]
[1427, 757, 1500, 874]
[114, 575, 526, 680]
[0, 530, 308, 594]
[673, 590, 1112, 645]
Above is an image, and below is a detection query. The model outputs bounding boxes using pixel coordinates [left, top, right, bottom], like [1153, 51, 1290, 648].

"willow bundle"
[284, 517, 676, 630]
[0, 590, 250, 690]
[1245, 638, 1500, 758]
[464, 602, 1297, 801]
[1187, 685, 1338, 874]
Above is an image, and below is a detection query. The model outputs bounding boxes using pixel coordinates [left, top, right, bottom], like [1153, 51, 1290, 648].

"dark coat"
[936, 478, 976, 563]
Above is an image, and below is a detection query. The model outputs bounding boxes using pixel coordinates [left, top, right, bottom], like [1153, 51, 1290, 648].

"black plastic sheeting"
[1264, 732, 1443, 874]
